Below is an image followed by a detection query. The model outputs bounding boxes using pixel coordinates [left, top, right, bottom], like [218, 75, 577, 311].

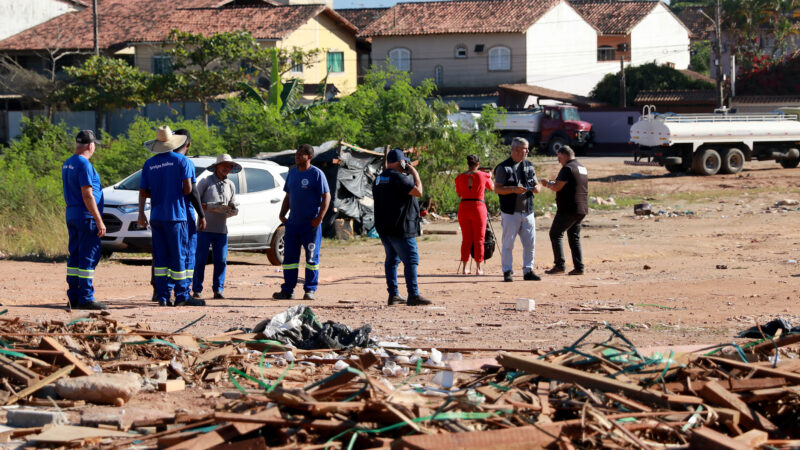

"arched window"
[434, 65, 443, 86]
[388, 48, 411, 72]
[598, 46, 616, 61]
[488, 46, 510, 71]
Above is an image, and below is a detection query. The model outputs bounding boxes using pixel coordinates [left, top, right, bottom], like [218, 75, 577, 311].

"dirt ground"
[3, 156, 800, 352]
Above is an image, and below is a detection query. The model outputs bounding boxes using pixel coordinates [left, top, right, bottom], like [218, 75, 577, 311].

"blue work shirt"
[284, 166, 329, 225]
[140, 152, 194, 221]
[62, 154, 103, 222]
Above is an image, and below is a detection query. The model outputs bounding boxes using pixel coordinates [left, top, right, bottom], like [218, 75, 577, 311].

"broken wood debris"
[0, 314, 797, 448]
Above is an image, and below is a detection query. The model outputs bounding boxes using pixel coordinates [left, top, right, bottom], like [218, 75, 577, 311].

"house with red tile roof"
[361, 0, 606, 96]
[570, 1, 690, 70]
[0, 0, 358, 94]
[360, 0, 691, 98]
[336, 7, 390, 82]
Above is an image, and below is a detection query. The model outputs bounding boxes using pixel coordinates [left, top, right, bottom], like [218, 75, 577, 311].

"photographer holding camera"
[373, 149, 433, 306]
[494, 137, 541, 282]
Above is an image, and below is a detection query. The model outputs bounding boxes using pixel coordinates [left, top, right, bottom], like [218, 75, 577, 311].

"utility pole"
[714, 0, 723, 108]
[619, 57, 626, 108]
[92, 0, 99, 56]
[730, 54, 736, 98]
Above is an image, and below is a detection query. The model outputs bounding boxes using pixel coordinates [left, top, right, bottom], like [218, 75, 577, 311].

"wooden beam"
[496, 352, 669, 407]
[37, 336, 93, 377]
[691, 426, 751, 450]
[700, 356, 800, 384]
[5, 364, 74, 405]
[699, 381, 777, 431]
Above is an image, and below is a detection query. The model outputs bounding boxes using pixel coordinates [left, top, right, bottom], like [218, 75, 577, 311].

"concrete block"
[515, 298, 535, 311]
[6, 409, 67, 427]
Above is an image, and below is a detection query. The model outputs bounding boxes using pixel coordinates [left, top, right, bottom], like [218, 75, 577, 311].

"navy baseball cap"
[386, 148, 410, 163]
[76, 130, 101, 145]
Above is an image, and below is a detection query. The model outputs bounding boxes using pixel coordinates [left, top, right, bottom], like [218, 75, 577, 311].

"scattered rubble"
[0, 310, 798, 448]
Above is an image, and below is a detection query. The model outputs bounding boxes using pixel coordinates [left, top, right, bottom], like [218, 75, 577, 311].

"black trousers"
[549, 212, 585, 270]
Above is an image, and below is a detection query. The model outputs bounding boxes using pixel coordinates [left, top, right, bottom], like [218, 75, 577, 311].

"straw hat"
[208, 154, 242, 174]
[144, 126, 188, 153]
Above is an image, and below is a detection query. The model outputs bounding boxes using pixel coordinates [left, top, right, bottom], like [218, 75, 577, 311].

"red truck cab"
[541, 105, 593, 155]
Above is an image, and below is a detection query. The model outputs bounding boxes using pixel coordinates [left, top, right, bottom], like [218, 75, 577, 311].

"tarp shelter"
[259, 141, 384, 238]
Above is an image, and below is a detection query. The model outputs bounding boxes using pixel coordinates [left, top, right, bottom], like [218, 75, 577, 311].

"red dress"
[455, 171, 493, 262]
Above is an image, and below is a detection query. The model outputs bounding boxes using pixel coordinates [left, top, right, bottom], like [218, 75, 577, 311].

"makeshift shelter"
[259, 141, 385, 238]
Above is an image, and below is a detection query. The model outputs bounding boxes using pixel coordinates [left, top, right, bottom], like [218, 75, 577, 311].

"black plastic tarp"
[261, 142, 384, 237]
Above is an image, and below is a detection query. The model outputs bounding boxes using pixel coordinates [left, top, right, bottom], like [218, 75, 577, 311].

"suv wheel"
[266, 226, 285, 265]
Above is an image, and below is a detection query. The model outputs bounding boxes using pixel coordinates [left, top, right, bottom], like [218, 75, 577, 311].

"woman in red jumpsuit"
[454, 154, 494, 275]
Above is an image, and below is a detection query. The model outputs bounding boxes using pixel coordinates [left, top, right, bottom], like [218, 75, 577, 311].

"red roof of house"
[336, 7, 389, 32]
[0, 0, 355, 51]
[676, 6, 712, 40]
[569, 1, 659, 35]
[360, 0, 562, 37]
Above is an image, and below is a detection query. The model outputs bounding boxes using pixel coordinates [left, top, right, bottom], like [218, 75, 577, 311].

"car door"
[237, 166, 283, 248]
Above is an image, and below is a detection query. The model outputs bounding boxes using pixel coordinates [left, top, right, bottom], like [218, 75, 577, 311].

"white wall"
[630, 3, 690, 69]
[0, 0, 79, 41]
[525, 1, 599, 96]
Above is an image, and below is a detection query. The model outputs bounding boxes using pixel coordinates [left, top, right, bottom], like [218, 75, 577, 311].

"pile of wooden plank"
[0, 313, 798, 448]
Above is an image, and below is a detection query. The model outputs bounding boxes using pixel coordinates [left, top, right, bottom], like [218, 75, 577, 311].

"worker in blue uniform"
[62, 130, 108, 310]
[272, 144, 331, 301]
[138, 126, 205, 307]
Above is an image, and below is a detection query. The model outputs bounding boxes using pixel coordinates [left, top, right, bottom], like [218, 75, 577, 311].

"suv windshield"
[115, 166, 207, 190]
[562, 108, 581, 121]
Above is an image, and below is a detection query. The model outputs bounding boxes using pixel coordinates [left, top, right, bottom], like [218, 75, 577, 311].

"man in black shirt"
[541, 146, 589, 275]
[373, 149, 433, 306]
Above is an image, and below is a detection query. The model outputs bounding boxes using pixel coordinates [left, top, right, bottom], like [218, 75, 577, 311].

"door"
[237, 166, 284, 249]
[541, 107, 561, 143]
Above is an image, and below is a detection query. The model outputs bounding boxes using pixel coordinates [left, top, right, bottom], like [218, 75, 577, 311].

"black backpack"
[471, 224, 496, 260]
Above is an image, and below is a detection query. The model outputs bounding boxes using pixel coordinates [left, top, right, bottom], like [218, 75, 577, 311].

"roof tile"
[335, 7, 389, 31]
[360, 0, 561, 37]
[569, 1, 658, 35]
[0, 0, 353, 51]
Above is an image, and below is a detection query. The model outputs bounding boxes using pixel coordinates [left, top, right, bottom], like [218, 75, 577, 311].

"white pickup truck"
[629, 106, 800, 175]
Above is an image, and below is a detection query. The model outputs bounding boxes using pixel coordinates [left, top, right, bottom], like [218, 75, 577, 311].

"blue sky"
[333, 0, 668, 8]
[334, 0, 440, 8]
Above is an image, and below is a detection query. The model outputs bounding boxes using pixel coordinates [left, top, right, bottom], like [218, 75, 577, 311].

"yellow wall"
[132, 13, 356, 94]
[281, 13, 357, 94]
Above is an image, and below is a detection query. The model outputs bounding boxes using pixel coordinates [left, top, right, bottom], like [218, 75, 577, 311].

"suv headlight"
[117, 204, 149, 214]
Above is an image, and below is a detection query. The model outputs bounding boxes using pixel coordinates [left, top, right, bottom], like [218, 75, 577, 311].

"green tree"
[690, 40, 711, 75]
[58, 56, 150, 132]
[590, 62, 714, 107]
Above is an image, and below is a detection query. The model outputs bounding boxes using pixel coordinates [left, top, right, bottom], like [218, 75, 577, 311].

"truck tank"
[631, 109, 800, 151]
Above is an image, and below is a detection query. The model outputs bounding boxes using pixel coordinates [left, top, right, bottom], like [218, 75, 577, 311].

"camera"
[400, 160, 408, 171]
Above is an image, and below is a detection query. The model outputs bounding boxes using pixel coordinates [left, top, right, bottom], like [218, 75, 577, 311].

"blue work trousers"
[281, 222, 322, 294]
[380, 236, 419, 297]
[151, 220, 190, 303]
[192, 231, 228, 295]
[184, 217, 197, 283]
[66, 218, 101, 305]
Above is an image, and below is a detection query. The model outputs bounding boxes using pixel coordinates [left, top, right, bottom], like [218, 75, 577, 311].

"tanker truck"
[449, 104, 594, 155]
[628, 105, 800, 175]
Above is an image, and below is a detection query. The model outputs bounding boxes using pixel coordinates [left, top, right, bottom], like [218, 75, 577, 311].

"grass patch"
[0, 209, 68, 260]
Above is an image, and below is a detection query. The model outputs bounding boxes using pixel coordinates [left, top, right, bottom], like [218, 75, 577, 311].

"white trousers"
[500, 211, 535, 273]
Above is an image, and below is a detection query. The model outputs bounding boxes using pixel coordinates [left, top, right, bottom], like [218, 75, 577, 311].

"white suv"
[100, 156, 287, 264]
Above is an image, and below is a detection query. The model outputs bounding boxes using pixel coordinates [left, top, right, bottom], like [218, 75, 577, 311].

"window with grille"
[388, 48, 411, 71]
[598, 46, 616, 61]
[326, 52, 344, 73]
[152, 55, 172, 74]
[488, 46, 510, 71]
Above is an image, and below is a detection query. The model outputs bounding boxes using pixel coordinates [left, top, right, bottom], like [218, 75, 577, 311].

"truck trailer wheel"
[720, 148, 745, 174]
[780, 148, 800, 168]
[547, 137, 567, 156]
[692, 148, 721, 176]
